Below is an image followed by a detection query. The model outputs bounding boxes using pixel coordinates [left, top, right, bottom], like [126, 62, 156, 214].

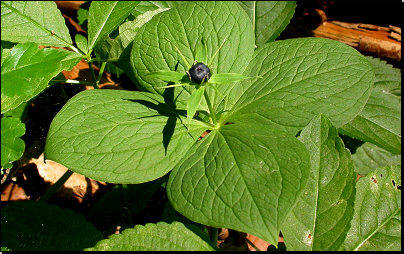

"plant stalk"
[211, 227, 218, 247]
[95, 62, 107, 88]
[87, 61, 99, 89]
[238, 232, 261, 251]
[119, 184, 134, 225]
[39, 169, 74, 202]
[203, 88, 217, 125]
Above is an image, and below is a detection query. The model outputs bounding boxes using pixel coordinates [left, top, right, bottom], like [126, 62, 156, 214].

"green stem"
[238, 232, 261, 251]
[211, 227, 218, 247]
[88, 58, 119, 63]
[204, 87, 217, 125]
[87, 61, 98, 89]
[39, 169, 74, 202]
[119, 184, 134, 225]
[95, 62, 107, 88]
[52, 79, 96, 86]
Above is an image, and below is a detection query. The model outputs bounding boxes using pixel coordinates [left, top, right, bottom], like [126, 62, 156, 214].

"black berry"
[188, 62, 211, 84]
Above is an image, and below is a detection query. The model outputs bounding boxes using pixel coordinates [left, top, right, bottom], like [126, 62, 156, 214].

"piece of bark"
[311, 21, 401, 62]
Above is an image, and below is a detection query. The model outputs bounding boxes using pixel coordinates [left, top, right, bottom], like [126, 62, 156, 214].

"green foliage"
[1, 0, 401, 251]
[342, 165, 401, 251]
[1, 1, 72, 47]
[86, 177, 167, 234]
[339, 57, 401, 155]
[282, 115, 356, 251]
[352, 142, 401, 176]
[1, 43, 81, 113]
[1, 201, 103, 251]
[85, 221, 215, 251]
[1, 117, 25, 168]
[87, 2, 140, 53]
[238, 1, 296, 46]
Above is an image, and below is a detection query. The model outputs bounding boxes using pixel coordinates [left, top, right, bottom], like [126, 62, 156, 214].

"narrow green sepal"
[194, 37, 208, 64]
[208, 73, 256, 84]
[187, 85, 205, 127]
[145, 70, 189, 83]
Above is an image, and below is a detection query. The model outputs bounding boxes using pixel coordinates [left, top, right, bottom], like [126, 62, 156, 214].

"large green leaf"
[342, 165, 401, 251]
[167, 122, 310, 247]
[352, 142, 401, 176]
[238, 1, 296, 47]
[45, 89, 207, 184]
[1, 1, 72, 47]
[95, 8, 169, 61]
[339, 57, 401, 155]
[1, 42, 82, 113]
[339, 89, 401, 155]
[86, 221, 215, 251]
[87, 1, 140, 52]
[1, 200, 103, 251]
[1, 117, 25, 168]
[130, 1, 254, 110]
[131, 1, 181, 16]
[225, 38, 375, 135]
[282, 114, 356, 251]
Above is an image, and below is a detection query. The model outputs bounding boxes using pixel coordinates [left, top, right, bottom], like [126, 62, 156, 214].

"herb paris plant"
[43, 1, 376, 247]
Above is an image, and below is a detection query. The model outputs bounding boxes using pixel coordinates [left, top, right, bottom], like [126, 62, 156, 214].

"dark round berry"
[188, 62, 211, 84]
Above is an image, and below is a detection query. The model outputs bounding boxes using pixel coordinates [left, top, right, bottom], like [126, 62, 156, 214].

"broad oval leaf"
[239, 1, 296, 46]
[87, 1, 140, 51]
[225, 37, 375, 135]
[45, 89, 207, 184]
[1, 43, 82, 113]
[342, 165, 401, 251]
[86, 221, 215, 251]
[130, 1, 254, 109]
[1, 1, 72, 47]
[282, 114, 356, 251]
[167, 123, 310, 247]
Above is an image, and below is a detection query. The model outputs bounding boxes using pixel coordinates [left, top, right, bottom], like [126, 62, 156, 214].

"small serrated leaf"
[339, 88, 401, 155]
[86, 221, 215, 251]
[1, 42, 81, 113]
[1, 117, 25, 168]
[1, 200, 103, 251]
[352, 142, 401, 176]
[75, 34, 88, 54]
[342, 165, 401, 251]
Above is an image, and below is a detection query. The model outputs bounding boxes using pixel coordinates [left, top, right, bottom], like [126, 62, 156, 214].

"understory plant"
[1, 1, 401, 251]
